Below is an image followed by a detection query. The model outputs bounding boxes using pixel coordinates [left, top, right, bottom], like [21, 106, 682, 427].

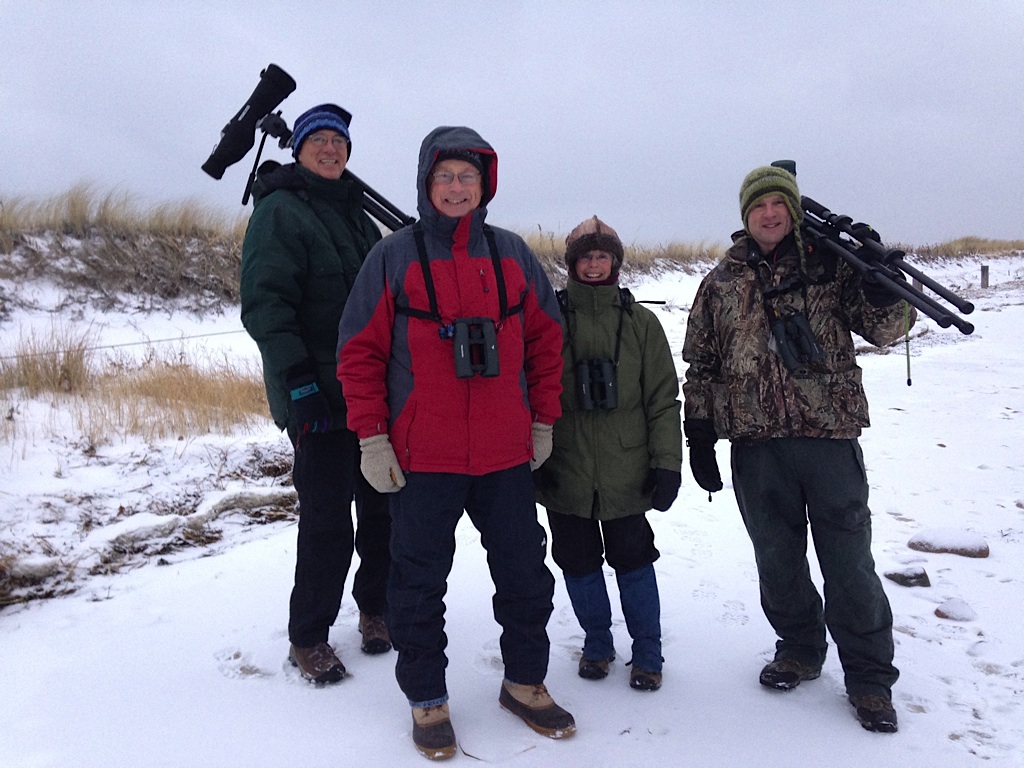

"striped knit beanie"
[290, 103, 353, 158]
[739, 165, 803, 229]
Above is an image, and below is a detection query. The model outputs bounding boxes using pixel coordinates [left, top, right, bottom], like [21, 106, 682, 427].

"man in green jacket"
[535, 216, 682, 692]
[240, 103, 391, 684]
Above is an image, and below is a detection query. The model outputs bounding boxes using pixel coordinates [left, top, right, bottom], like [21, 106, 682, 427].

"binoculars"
[577, 358, 618, 411]
[452, 318, 500, 379]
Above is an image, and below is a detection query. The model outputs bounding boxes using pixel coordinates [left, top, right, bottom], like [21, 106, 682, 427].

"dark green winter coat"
[240, 163, 382, 431]
[535, 279, 682, 519]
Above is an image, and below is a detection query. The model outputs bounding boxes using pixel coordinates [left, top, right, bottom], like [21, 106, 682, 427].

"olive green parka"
[535, 279, 682, 519]
[240, 163, 382, 431]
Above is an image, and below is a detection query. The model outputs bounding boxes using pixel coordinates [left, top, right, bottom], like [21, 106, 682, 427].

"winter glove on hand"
[286, 364, 332, 434]
[530, 422, 554, 470]
[358, 434, 406, 494]
[644, 468, 682, 512]
[684, 419, 724, 493]
[861, 272, 904, 308]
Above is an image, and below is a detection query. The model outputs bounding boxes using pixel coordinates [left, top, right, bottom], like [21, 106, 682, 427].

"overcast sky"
[2, 1, 1021, 247]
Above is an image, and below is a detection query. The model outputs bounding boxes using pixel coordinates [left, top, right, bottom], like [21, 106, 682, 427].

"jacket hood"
[416, 126, 498, 227]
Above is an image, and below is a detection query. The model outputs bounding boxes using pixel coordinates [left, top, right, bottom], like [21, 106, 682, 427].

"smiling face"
[428, 158, 483, 218]
[574, 250, 614, 283]
[746, 193, 794, 253]
[296, 129, 349, 180]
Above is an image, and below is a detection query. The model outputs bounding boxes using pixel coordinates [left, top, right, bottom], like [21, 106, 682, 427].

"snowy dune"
[2, 256, 1023, 767]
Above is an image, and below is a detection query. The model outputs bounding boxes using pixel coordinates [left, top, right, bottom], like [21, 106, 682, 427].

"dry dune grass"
[0, 328, 268, 446]
[1, 185, 1021, 447]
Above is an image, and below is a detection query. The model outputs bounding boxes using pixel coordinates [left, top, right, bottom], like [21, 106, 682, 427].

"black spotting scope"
[201, 64, 296, 179]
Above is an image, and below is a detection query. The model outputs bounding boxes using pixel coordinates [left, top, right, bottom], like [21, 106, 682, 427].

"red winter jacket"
[337, 126, 563, 475]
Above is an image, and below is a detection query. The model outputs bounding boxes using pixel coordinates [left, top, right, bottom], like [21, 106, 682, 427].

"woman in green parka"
[534, 216, 682, 692]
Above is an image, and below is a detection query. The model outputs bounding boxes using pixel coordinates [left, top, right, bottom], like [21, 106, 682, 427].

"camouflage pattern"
[682, 233, 916, 442]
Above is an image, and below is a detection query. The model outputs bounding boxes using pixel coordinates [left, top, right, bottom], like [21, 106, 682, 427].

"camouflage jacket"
[682, 232, 915, 442]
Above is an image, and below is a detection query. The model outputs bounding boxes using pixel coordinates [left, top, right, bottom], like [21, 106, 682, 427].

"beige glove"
[530, 422, 554, 470]
[358, 434, 406, 493]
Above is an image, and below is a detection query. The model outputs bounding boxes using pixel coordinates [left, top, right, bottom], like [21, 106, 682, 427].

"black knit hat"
[434, 149, 484, 174]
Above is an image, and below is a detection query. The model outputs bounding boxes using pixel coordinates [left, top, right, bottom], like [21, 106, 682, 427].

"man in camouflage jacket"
[681, 165, 915, 733]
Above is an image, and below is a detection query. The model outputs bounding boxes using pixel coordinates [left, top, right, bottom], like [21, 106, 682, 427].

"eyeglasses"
[307, 134, 349, 149]
[431, 170, 481, 185]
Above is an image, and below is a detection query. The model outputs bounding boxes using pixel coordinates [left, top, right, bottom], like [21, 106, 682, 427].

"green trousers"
[731, 437, 898, 699]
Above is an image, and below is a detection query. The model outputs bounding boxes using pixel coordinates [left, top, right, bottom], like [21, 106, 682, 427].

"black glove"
[684, 419, 724, 493]
[644, 468, 682, 512]
[285, 361, 332, 434]
[861, 272, 904, 308]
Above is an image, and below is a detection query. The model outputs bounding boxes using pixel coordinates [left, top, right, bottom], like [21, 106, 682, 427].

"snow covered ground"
[2, 255, 1023, 767]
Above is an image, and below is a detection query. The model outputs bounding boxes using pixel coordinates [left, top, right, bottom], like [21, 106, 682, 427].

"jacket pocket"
[791, 368, 868, 431]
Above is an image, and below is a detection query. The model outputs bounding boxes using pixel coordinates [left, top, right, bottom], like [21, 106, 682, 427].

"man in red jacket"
[338, 126, 573, 760]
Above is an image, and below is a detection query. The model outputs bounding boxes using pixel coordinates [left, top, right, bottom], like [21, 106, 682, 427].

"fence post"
[981, 264, 989, 289]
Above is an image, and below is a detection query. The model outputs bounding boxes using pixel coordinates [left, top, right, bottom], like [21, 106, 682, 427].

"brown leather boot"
[498, 681, 576, 739]
[358, 612, 392, 655]
[288, 643, 346, 684]
[412, 702, 457, 760]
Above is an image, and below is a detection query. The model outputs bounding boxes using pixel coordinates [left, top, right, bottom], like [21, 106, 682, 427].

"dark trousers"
[547, 510, 662, 670]
[731, 437, 898, 698]
[288, 428, 391, 647]
[546, 509, 659, 576]
[388, 464, 555, 707]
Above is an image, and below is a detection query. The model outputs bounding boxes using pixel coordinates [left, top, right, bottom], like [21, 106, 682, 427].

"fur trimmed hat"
[739, 165, 803, 229]
[290, 103, 353, 158]
[565, 216, 625, 276]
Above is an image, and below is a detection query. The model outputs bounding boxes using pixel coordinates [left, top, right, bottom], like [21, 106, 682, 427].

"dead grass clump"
[625, 240, 726, 271]
[912, 237, 1024, 259]
[1, 330, 269, 447]
[74, 357, 269, 445]
[0, 328, 93, 395]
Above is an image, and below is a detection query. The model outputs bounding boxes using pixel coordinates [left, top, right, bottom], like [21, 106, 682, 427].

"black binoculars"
[770, 312, 824, 375]
[577, 358, 618, 411]
[452, 318, 499, 379]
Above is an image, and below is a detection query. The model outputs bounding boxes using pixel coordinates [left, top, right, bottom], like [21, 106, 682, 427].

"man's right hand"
[684, 419, 724, 493]
[358, 434, 406, 493]
[286, 365, 332, 434]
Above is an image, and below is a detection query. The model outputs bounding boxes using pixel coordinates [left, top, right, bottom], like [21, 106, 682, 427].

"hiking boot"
[359, 612, 392, 655]
[499, 681, 576, 739]
[629, 666, 662, 691]
[758, 658, 821, 691]
[578, 656, 612, 680]
[412, 703, 457, 760]
[288, 642, 346, 684]
[850, 694, 899, 733]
